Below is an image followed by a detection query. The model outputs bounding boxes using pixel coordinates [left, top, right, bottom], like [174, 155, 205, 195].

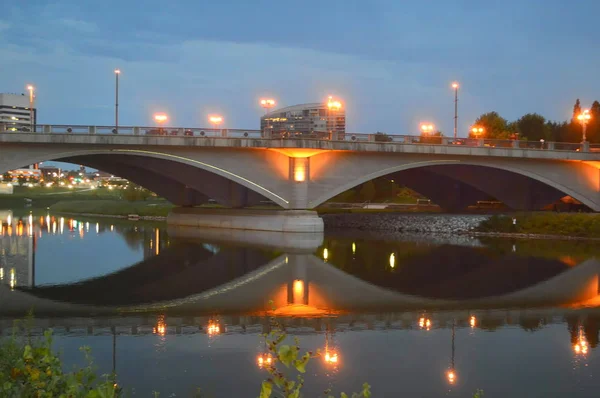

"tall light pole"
[154, 113, 168, 134]
[577, 109, 591, 142]
[327, 96, 342, 140]
[114, 69, 120, 134]
[26, 85, 35, 132]
[209, 115, 223, 135]
[260, 98, 276, 138]
[452, 82, 459, 139]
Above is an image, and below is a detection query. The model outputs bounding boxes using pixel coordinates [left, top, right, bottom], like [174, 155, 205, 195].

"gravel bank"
[322, 213, 490, 234]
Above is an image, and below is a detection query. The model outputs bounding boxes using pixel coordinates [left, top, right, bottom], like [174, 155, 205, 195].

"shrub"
[0, 329, 118, 397]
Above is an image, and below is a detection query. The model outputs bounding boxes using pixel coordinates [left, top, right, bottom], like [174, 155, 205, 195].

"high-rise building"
[260, 103, 345, 138]
[0, 93, 37, 131]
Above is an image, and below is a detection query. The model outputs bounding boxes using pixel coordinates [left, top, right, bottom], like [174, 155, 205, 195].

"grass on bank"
[476, 213, 600, 238]
[50, 200, 174, 217]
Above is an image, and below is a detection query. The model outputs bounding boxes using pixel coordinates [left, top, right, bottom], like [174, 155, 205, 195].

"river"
[1, 209, 599, 397]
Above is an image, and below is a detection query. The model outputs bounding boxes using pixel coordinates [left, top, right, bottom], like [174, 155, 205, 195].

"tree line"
[469, 99, 600, 142]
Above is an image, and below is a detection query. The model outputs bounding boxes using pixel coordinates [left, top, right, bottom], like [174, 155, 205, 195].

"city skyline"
[1, 1, 599, 136]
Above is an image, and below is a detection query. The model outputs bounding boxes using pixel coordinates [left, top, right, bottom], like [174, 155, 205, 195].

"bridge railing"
[0, 123, 593, 152]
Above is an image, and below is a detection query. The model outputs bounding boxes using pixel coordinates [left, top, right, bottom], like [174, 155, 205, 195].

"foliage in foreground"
[0, 329, 118, 398]
[259, 306, 371, 398]
[476, 213, 600, 238]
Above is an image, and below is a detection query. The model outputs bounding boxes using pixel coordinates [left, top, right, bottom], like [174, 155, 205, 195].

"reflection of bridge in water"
[2, 227, 599, 319]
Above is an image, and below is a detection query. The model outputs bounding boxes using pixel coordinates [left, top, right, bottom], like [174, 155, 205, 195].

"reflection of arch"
[1, 149, 288, 208]
[21, 244, 277, 306]
[310, 161, 598, 211]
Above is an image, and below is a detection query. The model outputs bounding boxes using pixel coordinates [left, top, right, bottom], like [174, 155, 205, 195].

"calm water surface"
[1, 209, 600, 397]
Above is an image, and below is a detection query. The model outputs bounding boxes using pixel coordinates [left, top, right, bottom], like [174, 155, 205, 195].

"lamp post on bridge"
[26, 85, 35, 132]
[420, 123, 435, 135]
[209, 115, 223, 136]
[260, 99, 276, 138]
[577, 109, 591, 142]
[327, 96, 342, 140]
[154, 113, 168, 134]
[114, 69, 120, 134]
[451, 82, 459, 140]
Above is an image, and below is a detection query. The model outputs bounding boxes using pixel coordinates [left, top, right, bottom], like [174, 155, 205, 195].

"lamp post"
[471, 126, 484, 138]
[327, 96, 342, 140]
[452, 82, 459, 140]
[26, 85, 35, 132]
[153, 113, 168, 134]
[420, 123, 435, 136]
[114, 69, 120, 133]
[260, 98, 276, 138]
[209, 115, 223, 136]
[577, 109, 591, 142]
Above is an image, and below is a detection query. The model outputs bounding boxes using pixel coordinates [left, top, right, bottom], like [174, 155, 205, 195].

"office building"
[260, 103, 345, 138]
[0, 93, 36, 131]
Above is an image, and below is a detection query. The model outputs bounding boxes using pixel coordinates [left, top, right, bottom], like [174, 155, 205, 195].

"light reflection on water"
[1, 211, 600, 397]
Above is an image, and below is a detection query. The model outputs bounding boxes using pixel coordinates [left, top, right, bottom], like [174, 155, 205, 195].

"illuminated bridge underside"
[0, 141, 598, 211]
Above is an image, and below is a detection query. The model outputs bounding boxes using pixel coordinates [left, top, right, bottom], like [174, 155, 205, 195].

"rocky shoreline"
[322, 213, 488, 234]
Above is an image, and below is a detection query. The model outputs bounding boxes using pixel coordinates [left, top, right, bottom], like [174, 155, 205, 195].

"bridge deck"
[1, 131, 599, 161]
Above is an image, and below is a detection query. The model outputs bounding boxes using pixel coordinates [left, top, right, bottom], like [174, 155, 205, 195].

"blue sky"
[1, 0, 600, 136]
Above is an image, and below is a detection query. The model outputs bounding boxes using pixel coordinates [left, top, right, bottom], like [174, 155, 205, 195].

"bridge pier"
[167, 208, 324, 233]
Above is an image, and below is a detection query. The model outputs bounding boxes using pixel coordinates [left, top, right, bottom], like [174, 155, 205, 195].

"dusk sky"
[1, 0, 600, 136]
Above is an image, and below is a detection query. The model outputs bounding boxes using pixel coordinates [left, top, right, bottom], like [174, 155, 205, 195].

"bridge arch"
[309, 160, 599, 211]
[0, 148, 289, 208]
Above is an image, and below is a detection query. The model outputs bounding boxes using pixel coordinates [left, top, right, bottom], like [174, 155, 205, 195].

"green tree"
[516, 113, 548, 141]
[588, 100, 600, 143]
[2, 172, 11, 182]
[17, 176, 27, 186]
[373, 132, 392, 142]
[359, 180, 376, 202]
[473, 112, 510, 139]
[573, 98, 582, 121]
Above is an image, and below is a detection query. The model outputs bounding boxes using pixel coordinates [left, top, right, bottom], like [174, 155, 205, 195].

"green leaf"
[278, 345, 296, 367]
[362, 383, 372, 397]
[260, 380, 273, 398]
[294, 353, 310, 374]
[23, 345, 33, 360]
[341, 393, 348, 398]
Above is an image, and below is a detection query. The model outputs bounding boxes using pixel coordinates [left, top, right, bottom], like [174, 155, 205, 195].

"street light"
[114, 69, 120, 133]
[260, 98, 276, 138]
[451, 82, 459, 139]
[154, 113, 168, 124]
[577, 109, 592, 142]
[471, 126, 484, 138]
[420, 123, 435, 135]
[154, 113, 168, 134]
[209, 115, 223, 130]
[327, 96, 342, 140]
[26, 85, 35, 132]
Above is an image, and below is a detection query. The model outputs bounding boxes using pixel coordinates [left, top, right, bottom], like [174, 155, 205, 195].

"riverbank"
[50, 200, 173, 218]
[475, 213, 600, 238]
[0, 186, 123, 208]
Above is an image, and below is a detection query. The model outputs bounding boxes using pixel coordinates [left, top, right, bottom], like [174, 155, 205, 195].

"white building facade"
[0, 93, 36, 131]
